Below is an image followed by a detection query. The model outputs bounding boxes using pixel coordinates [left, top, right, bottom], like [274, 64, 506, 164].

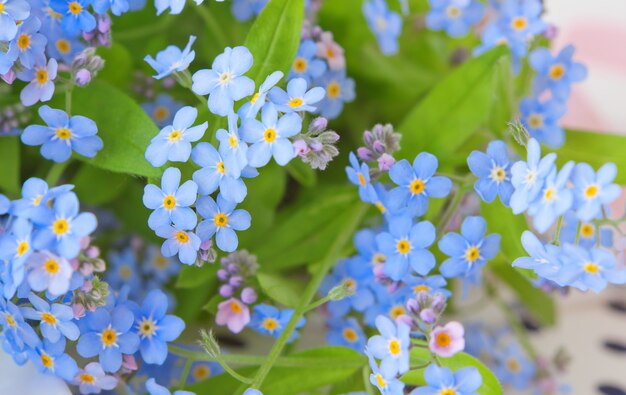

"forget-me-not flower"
[192, 142, 247, 203]
[145, 35, 196, 80]
[155, 224, 201, 265]
[571, 162, 621, 222]
[21, 292, 79, 343]
[268, 77, 325, 113]
[519, 97, 566, 148]
[467, 140, 513, 205]
[146, 377, 195, 395]
[411, 364, 482, 395]
[314, 70, 355, 119]
[17, 57, 57, 106]
[530, 44, 588, 101]
[426, 0, 485, 38]
[367, 315, 410, 375]
[49, 0, 96, 35]
[0, 0, 31, 41]
[6, 16, 46, 69]
[73, 362, 118, 394]
[527, 161, 574, 233]
[27, 338, 78, 381]
[143, 167, 198, 230]
[288, 40, 326, 84]
[26, 251, 73, 296]
[509, 138, 556, 214]
[238, 70, 283, 119]
[363, 0, 402, 54]
[196, 194, 251, 253]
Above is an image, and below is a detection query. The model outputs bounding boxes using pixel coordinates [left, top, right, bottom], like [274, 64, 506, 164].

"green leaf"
[480, 200, 526, 263]
[71, 80, 161, 178]
[72, 165, 130, 205]
[257, 272, 304, 308]
[488, 53, 515, 136]
[244, 0, 304, 86]
[490, 263, 556, 326]
[397, 46, 510, 159]
[176, 263, 218, 289]
[402, 349, 503, 395]
[96, 43, 133, 89]
[0, 137, 20, 196]
[555, 129, 626, 184]
[285, 159, 317, 187]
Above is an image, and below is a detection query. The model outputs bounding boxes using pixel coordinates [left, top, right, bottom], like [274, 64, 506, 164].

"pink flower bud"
[241, 287, 257, 304]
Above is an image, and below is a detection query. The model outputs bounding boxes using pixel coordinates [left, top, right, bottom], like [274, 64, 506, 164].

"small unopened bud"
[309, 117, 327, 132]
[72, 303, 86, 319]
[217, 269, 229, 281]
[328, 279, 356, 301]
[395, 314, 413, 328]
[419, 308, 437, 324]
[406, 298, 420, 315]
[431, 293, 447, 313]
[1, 70, 16, 84]
[75, 69, 92, 86]
[293, 139, 309, 156]
[229, 275, 243, 287]
[357, 147, 372, 161]
[509, 119, 530, 147]
[377, 153, 395, 172]
[241, 287, 257, 304]
[219, 284, 233, 298]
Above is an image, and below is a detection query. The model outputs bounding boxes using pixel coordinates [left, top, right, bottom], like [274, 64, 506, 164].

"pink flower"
[429, 321, 465, 357]
[215, 298, 250, 333]
[316, 32, 345, 70]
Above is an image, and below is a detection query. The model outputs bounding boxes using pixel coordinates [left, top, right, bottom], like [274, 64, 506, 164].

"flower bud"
[419, 308, 437, 324]
[219, 284, 233, 298]
[357, 147, 372, 161]
[241, 287, 257, 304]
[377, 153, 395, 172]
[293, 139, 310, 156]
[75, 69, 92, 86]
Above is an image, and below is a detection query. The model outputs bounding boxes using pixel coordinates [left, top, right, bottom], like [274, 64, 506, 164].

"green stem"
[553, 216, 563, 246]
[178, 357, 193, 389]
[246, 203, 369, 392]
[192, 2, 229, 48]
[574, 221, 581, 245]
[65, 85, 73, 115]
[45, 161, 71, 186]
[303, 294, 333, 313]
[363, 365, 375, 395]
[436, 185, 467, 235]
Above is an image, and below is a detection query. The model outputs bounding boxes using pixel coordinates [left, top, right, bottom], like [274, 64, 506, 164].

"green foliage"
[71, 81, 161, 178]
[96, 44, 133, 89]
[285, 160, 318, 187]
[244, 0, 304, 86]
[397, 46, 511, 160]
[0, 137, 21, 197]
[72, 165, 130, 205]
[402, 348, 503, 395]
[257, 272, 304, 308]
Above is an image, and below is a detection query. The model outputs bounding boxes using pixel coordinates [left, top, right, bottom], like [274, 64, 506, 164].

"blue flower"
[249, 304, 304, 340]
[363, 0, 402, 54]
[92, 0, 128, 16]
[76, 305, 140, 373]
[155, 224, 201, 265]
[0, 217, 33, 265]
[143, 94, 184, 128]
[530, 45, 587, 101]
[0, 0, 30, 41]
[6, 16, 46, 69]
[467, 140, 513, 205]
[559, 211, 613, 249]
[411, 364, 482, 395]
[513, 231, 563, 281]
[143, 245, 180, 283]
[364, 286, 411, 327]
[367, 315, 410, 375]
[0, 194, 9, 214]
[492, 343, 535, 390]
[327, 317, 366, 351]
[559, 244, 626, 293]
[133, 289, 185, 365]
[519, 97, 566, 148]
[405, 274, 451, 298]
[231, 0, 267, 21]
[526, 161, 574, 233]
[17, 57, 57, 107]
[438, 216, 500, 279]
[354, 227, 388, 267]
[268, 77, 325, 113]
[571, 162, 621, 222]
[49, 0, 96, 35]
[46, 30, 84, 63]
[509, 138, 556, 214]
[0, 299, 39, 350]
[240, 103, 301, 167]
[105, 247, 142, 297]
[192, 46, 255, 116]
[196, 194, 251, 253]
[426, 0, 484, 38]
[21, 105, 103, 163]
[388, 153, 452, 217]
[288, 40, 326, 84]
[320, 257, 375, 317]
[27, 337, 79, 381]
[376, 216, 436, 280]
[192, 142, 247, 203]
[31, 191, 97, 259]
[475, 23, 526, 71]
[145, 106, 207, 167]
[366, 347, 405, 395]
[346, 152, 373, 202]
[243, 390, 263, 395]
[145, 36, 196, 80]
[497, 0, 546, 42]
[216, 112, 248, 170]
[147, 377, 195, 395]
[314, 70, 355, 119]
[21, 292, 79, 343]
[238, 71, 283, 119]
[26, 251, 73, 296]
[143, 167, 198, 230]
[73, 362, 119, 394]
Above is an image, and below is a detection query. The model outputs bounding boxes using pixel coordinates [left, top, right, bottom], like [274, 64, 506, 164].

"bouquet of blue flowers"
[1, 0, 624, 394]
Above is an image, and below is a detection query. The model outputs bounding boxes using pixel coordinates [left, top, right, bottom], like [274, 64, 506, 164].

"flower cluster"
[0, 180, 186, 394]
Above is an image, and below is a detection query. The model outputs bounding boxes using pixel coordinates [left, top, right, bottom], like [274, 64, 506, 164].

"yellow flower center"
[55, 128, 72, 140]
[214, 213, 229, 228]
[168, 129, 182, 142]
[375, 373, 387, 388]
[154, 106, 169, 122]
[490, 166, 506, 182]
[68, 1, 82, 14]
[357, 172, 366, 186]
[327, 81, 340, 98]
[17, 33, 30, 50]
[262, 318, 279, 331]
[41, 312, 57, 325]
[229, 134, 238, 148]
[0, 3, 4, 12]
[216, 161, 225, 173]
[584, 184, 599, 199]
[396, 239, 411, 255]
[584, 262, 599, 274]
[543, 187, 556, 201]
[372, 253, 387, 265]
[52, 219, 69, 235]
[414, 285, 430, 293]
[33, 195, 43, 206]
[119, 265, 132, 279]
[388, 339, 401, 356]
[16, 241, 29, 256]
[511, 16, 528, 31]
[44, 259, 60, 274]
[293, 57, 308, 73]
[326, 48, 335, 59]
[138, 316, 157, 338]
[506, 357, 521, 372]
[465, 246, 480, 262]
[410, 179, 425, 195]
[56, 39, 71, 54]
[5, 313, 17, 327]
[263, 128, 277, 143]
[525, 170, 537, 185]
[549, 64, 565, 80]
[79, 373, 95, 384]
[389, 305, 405, 319]
[176, 231, 189, 244]
[288, 97, 304, 108]
[250, 92, 260, 104]
[527, 113, 544, 129]
[219, 71, 232, 84]
[163, 195, 176, 209]
[230, 301, 243, 313]
[36, 69, 48, 85]
[154, 255, 169, 269]
[440, 389, 457, 395]
[192, 365, 211, 380]
[100, 327, 118, 347]
[435, 332, 451, 347]
[41, 353, 54, 368]
[581, 223, 594, 238]
[375, 201, 386, 214]
[446, 5, 461, 18]
[342, 328, 358, 342]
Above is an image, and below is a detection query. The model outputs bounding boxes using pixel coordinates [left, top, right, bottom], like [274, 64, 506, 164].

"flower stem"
[45, 161, 71, 186]
[178, 356, 193, 389]
[436, 185, 468, 235]
[553, 216, 564, 245]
